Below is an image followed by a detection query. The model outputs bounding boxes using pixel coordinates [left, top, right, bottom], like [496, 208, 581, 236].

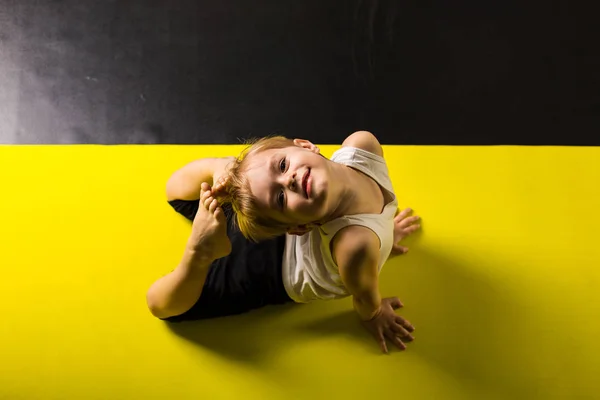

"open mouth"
[302, 168, 311, 198]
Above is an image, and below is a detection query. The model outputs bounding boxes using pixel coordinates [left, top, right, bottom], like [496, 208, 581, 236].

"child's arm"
[166, 157, 235, 201]
[334, 226, 415, 353]
[334, 227, 382, 320]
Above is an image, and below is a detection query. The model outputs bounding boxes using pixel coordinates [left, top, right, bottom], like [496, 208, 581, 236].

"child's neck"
[320, 163, 381, 223]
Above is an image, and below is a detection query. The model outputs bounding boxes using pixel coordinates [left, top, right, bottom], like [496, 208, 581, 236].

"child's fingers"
[393, 245, 409, 254]
[390, 324, 405, 336]
[217, 174, 231, 186]
[396, 316, 415, 332]
[213, 185, 226, 195]
[396, 215, 420, 227]
[406, 215, 420, 223]
[377, 331, 389, 354]
[214, 177, 231, 193]
[394, 208, 413, 221]
[391, 322, 414, 341]
[212, 180, 225, 193]
[387, 331, 407, 351]
[389, 297, 404, 309]
[395, 212, 418, 223]
[402, 224, 421, 234]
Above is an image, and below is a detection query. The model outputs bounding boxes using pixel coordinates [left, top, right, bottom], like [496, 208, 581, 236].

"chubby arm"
[334, 225, 416, 353]
[334, 130, 385, 316]
[166, 157, 235, 201]
[333, 226, 383, 320]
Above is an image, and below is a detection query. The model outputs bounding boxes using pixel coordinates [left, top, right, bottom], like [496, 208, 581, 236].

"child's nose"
[287, 172, 297, 189]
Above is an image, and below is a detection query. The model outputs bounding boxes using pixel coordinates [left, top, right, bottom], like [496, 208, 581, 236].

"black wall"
[1, 1, 597, 145]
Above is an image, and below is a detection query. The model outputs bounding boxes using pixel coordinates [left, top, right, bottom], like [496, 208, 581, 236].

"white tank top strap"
[330, 146, 395, 194]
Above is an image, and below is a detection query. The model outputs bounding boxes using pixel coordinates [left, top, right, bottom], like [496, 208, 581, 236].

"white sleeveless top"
[281, 146, 398, 303]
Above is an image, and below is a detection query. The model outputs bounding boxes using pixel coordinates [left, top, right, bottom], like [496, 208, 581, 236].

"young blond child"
[146, 131, 421, 353]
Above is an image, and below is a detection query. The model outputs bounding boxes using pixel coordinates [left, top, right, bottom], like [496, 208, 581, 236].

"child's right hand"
[360, 297, 415, 354]
[211, 174, 231, 201]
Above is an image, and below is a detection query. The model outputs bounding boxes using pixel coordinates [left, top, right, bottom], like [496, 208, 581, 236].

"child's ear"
[293, 139, 320, 154]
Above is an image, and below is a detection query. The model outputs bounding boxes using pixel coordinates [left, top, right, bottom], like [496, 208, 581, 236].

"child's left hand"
[391, 208, 421, 255]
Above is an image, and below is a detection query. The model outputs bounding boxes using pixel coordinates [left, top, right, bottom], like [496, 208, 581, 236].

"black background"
[0, 0, 597, 145]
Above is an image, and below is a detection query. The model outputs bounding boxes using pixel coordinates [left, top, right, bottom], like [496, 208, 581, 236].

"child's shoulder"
[331, 223, 381, 270]
[340, 131, 384, 158]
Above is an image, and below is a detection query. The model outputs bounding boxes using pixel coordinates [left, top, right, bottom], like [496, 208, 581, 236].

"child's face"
[245, 140, 331, 228]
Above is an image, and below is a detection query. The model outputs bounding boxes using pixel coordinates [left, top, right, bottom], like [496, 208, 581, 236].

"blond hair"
[220, 135, 295, 242]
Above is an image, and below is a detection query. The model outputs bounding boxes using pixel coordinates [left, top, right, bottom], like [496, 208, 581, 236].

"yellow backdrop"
[1, 144, 598, 400]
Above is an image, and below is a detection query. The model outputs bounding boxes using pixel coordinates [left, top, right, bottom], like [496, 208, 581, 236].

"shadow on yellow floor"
[164, 302, 300, 363]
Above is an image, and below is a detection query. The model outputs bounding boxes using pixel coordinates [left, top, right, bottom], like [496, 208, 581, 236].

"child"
[146, 131, 421, 353]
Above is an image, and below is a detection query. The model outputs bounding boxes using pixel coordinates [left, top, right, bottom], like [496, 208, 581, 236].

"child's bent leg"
[146, 248, 215, 319]
[146, 184, 232, 319]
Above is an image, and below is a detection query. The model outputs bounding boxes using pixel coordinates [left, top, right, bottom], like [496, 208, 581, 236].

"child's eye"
[277, 190, 285, 209]
[279, 158, 286, 172]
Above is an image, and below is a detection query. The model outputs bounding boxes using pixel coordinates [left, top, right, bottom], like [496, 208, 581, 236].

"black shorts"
[161, 199, 293, 322]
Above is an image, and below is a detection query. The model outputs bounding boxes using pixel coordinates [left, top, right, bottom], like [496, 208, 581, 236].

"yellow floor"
[1, 144, 598, 400]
